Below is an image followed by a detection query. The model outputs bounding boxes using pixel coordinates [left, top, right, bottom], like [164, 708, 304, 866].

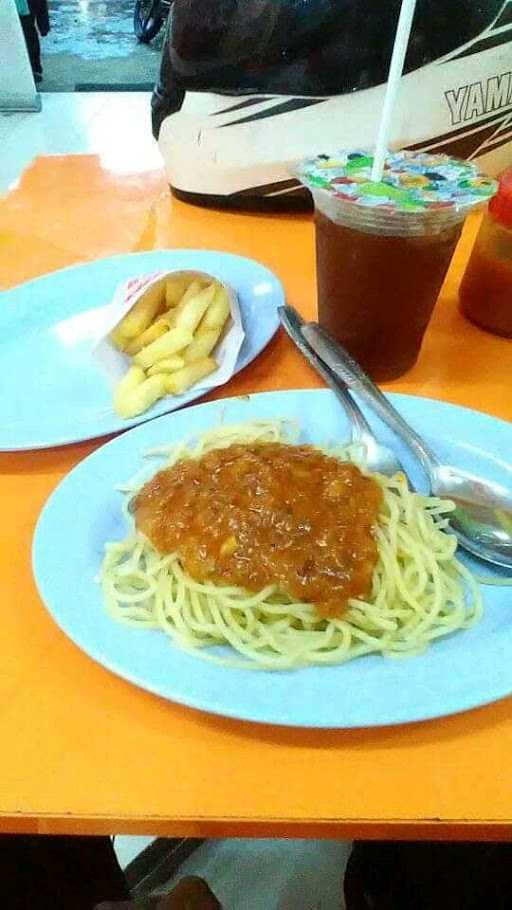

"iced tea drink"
[297, 151, 496, 381]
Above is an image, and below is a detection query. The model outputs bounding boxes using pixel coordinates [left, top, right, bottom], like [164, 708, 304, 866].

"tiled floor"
[113, 834, 155, 870]
[0, 91, 161, 194]
[45, 0, 143, 60]
[113, 836, 350, 908]
[39, 0, 163, 92]
[156, 838, 350, 910]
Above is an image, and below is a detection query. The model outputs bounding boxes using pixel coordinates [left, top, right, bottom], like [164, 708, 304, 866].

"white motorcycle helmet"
[152, 0, 512, 209]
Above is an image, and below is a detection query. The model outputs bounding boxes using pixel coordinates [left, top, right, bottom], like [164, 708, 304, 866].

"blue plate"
[33, 389, 512, 728]
[0, 250, 282, 450]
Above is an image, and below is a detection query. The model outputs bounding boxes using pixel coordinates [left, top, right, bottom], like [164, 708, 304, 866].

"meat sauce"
[134, 442, 382, 618]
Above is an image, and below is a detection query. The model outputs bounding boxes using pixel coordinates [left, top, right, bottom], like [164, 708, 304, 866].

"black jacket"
[28, 0, 50, 36]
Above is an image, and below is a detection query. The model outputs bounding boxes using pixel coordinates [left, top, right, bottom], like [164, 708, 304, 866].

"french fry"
[114, 281, 165, 340]
[182, 286, 230, 362]
[201, 286, 230, 330]
[165, 276, 191, 308]
[109, 273, 231, 419]
[110, 324, 129, 351]
[147, 355, 185, 376]
[124, 318, 169, 356]
[183, 326, 222, 363]
[114, 374, 167, 419]
[165, 278, 205, 326]
[113, 365, 145, 416]
[164, 357, 217, 396]
[176, 278, 204, 309]
[134, 326, 193, 370]
[174, 283, 217, 335]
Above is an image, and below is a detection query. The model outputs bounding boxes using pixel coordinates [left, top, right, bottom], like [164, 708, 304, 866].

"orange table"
[1, 155, 512, 839]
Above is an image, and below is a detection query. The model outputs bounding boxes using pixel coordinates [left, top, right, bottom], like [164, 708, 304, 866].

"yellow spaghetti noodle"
[100, 421, 482, 670]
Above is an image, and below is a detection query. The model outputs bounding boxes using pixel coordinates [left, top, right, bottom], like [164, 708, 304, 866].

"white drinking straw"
[371, 0, 418, 183]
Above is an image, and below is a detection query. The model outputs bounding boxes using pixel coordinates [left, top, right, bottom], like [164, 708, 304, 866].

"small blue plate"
[33, 389, 512, 728]
[1, 250, 282, 450]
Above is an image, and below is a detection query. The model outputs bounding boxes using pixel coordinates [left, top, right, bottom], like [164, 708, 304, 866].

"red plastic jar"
[459, 169, 512, 336]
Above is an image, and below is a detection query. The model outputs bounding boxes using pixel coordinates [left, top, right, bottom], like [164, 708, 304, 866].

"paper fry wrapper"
[93, 270, 244, 393]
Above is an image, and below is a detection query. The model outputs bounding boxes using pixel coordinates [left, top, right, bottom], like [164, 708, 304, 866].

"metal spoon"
[302, 322, 512, 570]
[279, 305, 403, 477]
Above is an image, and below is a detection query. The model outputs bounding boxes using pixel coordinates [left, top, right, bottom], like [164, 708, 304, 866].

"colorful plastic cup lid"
[296, 150, 497, 215]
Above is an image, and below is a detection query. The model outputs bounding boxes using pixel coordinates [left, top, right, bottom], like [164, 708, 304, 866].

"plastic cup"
[296, 151, 497, 381]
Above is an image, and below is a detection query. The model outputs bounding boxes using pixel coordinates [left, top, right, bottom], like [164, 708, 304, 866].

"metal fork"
[279, 305, 404, 477]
